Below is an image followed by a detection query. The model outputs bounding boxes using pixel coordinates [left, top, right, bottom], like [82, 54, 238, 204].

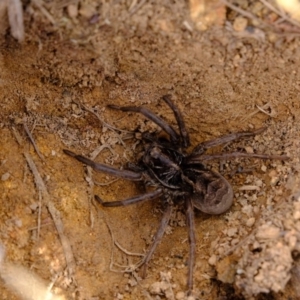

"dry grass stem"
[75, 100, 134, 134]
[23, 120, 45, 162]
[31, 0, 56, 25]
[256, 103, 277, 117]
[260, 0, 300, 28]
[12, 127, 76, 279]
[222, 0, 262, 25]
[129, 0, 147, 15]
[241, 102, 276, 122]
[99, 210, 145, 274]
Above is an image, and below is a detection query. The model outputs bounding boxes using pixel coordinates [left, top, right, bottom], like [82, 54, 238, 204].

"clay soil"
[1, 1, 300, 300]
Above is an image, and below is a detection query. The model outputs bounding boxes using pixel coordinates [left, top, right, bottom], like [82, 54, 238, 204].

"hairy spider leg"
[107, 105, 180, 144]
[140, 204, 173, 278]
[186, 198, 196, 295]
[190, 127, 266, 156]
[63, 149, 142, 181]
[162, 95, 190, 148]
[94, 189, 163, 207]
[189, 152, 289, 163]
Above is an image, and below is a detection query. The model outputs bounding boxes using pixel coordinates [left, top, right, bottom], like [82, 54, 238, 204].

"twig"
[89, 143, 116, 160]
[85, 160, 95, 228]
[128, 0, 137, 11]
[224, 0, 300, 33]
[114, 240, 145, 257]
[23, 152, 76, 278]
[23, 120, 45, 162]
[238, 185, 260, 191]
[73, 100, 133, 134]
[12, 127, 76, 279]
[32, 0, 56, 25]
[12, 126, 23, 144]
[55, 0, 79, 10]
[74, 100, 136, 148]
[222, 0, 263, 25]
[47, 201, 76, 278]
[256, 103, 277, 117]
[241, 102, 276, 122]
[129, 0, 147, 16]
[259, 0, 300, 28]
[37, 190, 42, 239]
[260, 0, 286, 18]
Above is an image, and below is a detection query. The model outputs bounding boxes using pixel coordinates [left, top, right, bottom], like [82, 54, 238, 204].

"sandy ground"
[1, 1, 300, 299]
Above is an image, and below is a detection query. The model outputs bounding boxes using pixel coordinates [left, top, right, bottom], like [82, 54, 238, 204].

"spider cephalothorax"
[64, 95, 287, 294]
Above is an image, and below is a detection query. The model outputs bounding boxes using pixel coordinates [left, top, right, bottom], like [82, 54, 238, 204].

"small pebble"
[256, 224, 280, 240]
[244, 146, 254, 153]
[288, 235, 297, 248]
[261, 165, 267, 172]
[14, 219, 22, 228]
[255, 179, 263, 187]
[246, 217, 255, 227]
[233, 16, 248, 32]
[128, 278, 137, 287]
[268, 169, 277, 178]
[270, 176, 279, 186]
[176, 291, 185, 300]
[227, 228, 238, 237]
[29, 203, 39, 212]
[116, 293, 123, 300]
[252, 240, 260, 250]
[67, 3, 78, 18]
[253, 206, 260, 214]
[79, 3, 96, 18]
[217, 246, 225, 255]
[149, 282, 162, 295]
[293, 210, 300, 220]
[1, 172, 10, 181]
[208, 254, 217, 266]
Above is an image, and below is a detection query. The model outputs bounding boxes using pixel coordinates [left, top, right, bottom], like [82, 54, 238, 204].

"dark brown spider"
[64, 95, 288, 295]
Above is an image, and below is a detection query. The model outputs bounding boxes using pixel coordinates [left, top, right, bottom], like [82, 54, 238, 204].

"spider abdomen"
[189, 170, 233, 215]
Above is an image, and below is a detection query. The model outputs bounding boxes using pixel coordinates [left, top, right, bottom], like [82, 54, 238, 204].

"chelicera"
[64, 95, 287, 294]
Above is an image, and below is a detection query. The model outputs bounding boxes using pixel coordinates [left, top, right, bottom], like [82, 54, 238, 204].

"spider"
[64, 95, 288, 295]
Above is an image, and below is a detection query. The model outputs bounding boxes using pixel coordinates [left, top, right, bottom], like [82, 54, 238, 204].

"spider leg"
[107, 104, 180, 143]
[63, 149, 142, 181]
[94, 189, 163, 207]
[140, 204, 173, 278]
[191, 127, 266, 156]
[188, 152, 289, 163]
[162, 95, 190, 148]
[186, 198, 196, 295]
